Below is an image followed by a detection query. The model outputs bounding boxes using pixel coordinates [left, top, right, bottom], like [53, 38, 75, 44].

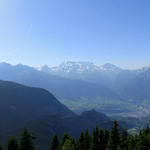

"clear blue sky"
[0, 0, 150, 69]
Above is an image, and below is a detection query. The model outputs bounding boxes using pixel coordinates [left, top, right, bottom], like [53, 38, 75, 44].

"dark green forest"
[1, 121, 150, 150]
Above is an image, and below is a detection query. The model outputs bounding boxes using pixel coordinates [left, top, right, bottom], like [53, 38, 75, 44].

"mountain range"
[40, 61, 150, 99]
[40, 61, 150, 116]
[0, 62, 150, 116]
[41, 62, 121, 87]
[0, 62, 121, 113]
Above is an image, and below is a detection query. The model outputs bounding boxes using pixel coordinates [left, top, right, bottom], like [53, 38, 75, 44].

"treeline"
[51, 121, 150, 150]
[0, 128, 34, 150]
[1, 121, 150, 150]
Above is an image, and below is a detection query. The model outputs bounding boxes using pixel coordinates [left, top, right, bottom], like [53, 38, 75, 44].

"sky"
[0, 0, 150, 69]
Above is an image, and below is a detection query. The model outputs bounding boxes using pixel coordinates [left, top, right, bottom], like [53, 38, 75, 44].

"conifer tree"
[120, 129, 128, 150]
[136, 128, 150, 150]
[7, 136, 18, 150]
[90, 126, 99, 150]
[78, 131, 84, 150]
[128, 135, 138, 150]
[99, 128, 105, 150]
[106, 121, 120, 150]
[19, 128, 34, 150]
[62, 139, 76, 150]
[59, 133, 69, 150]
[145, 126, 150, 135]
[61, 133, 69, 146]
[49, 134, 59, 150]
[84, 129, 91, 150]
[104, 129, 110, 150]
[70, 138, 77, 150]
[0, 145, 2, 150]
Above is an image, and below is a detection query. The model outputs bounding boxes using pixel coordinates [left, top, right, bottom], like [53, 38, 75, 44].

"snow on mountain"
[51, 61, 101, 73]
[100, 63, 121, 73]
[40, 62, 121, 75]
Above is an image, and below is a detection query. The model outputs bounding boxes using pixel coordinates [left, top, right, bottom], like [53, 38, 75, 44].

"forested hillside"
[1, 121, 149, 150]
[0, 80, 126, 150]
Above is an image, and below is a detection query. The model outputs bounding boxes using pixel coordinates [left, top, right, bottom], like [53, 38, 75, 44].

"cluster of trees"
[1, 121, 150, 150]
[50, 121, 150, 150]
[0, 128, 34, 150]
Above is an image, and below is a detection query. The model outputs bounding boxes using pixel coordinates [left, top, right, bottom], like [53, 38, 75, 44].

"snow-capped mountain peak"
[100, 63, 121, 72]
[51, 61, 100, 73]
[40, 61, 122, 74]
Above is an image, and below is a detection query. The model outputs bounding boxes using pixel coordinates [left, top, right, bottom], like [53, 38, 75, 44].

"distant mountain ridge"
[41, 61, 150, 75]
[40, 61, 150, 98]
[0, 62, 120, 111]
[1, 62, 150, 116]
[41, 62, 123, 89]
[41, 61, 122, 75]
[40, 61, 150, 116]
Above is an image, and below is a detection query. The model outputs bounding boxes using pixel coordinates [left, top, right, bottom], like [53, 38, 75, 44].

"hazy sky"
[0, 0, 150, 69]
